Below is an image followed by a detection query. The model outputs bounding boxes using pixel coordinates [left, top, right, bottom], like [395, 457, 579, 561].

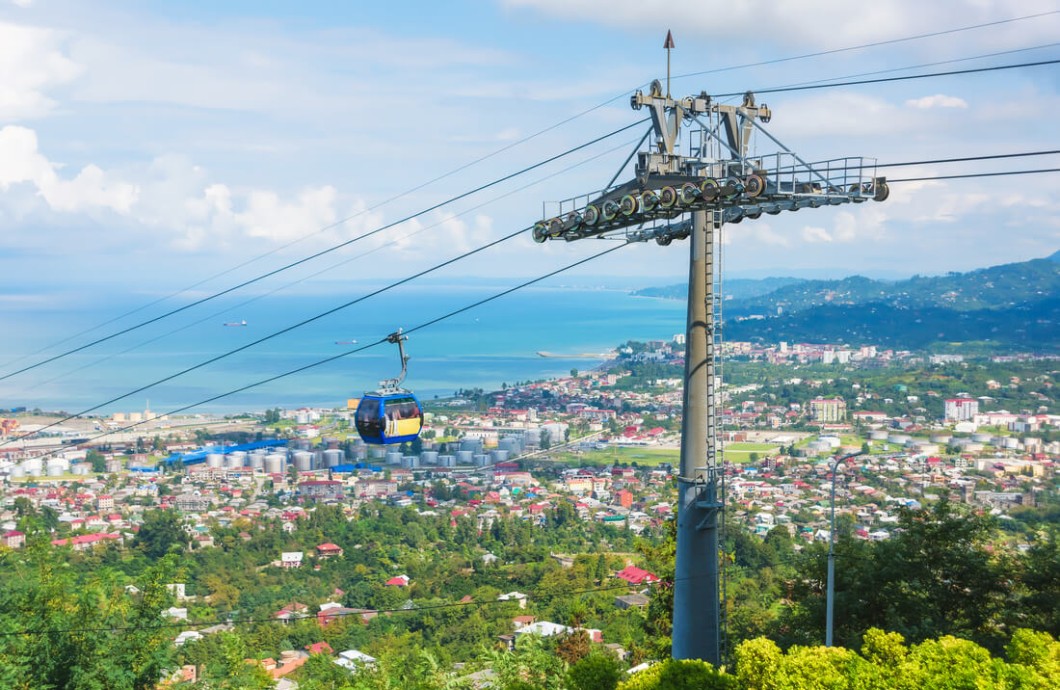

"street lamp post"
[826, 450, 861, 647]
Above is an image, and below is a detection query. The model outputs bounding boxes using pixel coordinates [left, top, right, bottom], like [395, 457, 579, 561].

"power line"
[8, 163, 1057, 448]
[714, 58, 1060, 98]
[27, 137, 641, 393]
[673, 10, 1060, 81]
[880, 149, 1060, 169]
[9, 17, 1053, 371]
[889, 167, 1060, 183]
[9, 242, 630, 453]
[0, 119, 648, 384]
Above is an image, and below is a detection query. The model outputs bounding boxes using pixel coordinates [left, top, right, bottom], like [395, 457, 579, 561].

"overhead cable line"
[0, 119, 648, 384]
[672, 10, 1060, 81]
[7, 164, 1057, 448]
[713, 58, 1060, 98]
[30, 137, 642, 392]
[8, 164, 1057, 448]
[7, 241, 630, 449]
[10, 14, 1051, 368]
[889, 167, 1060, 183]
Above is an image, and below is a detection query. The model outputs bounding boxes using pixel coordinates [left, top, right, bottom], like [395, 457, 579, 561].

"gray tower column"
[672, 210, 721, 664]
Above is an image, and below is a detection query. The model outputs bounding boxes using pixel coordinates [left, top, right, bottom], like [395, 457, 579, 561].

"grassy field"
[537, 441, 781, 467]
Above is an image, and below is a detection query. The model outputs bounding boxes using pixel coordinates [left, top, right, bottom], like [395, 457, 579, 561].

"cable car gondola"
[354, 329, 424, 445]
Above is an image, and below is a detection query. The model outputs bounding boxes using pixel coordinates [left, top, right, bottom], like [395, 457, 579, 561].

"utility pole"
[530, 35, 887, 666]
[826, 450, 862, 647]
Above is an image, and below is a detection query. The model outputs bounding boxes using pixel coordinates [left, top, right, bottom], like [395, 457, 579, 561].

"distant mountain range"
[633, 252, 1060, 353]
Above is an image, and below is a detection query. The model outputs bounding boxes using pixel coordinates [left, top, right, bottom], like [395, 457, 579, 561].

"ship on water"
[223, 319, 247, 327]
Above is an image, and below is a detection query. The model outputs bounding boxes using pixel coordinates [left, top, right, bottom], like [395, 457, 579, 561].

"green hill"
[636, 254, 1060, 353]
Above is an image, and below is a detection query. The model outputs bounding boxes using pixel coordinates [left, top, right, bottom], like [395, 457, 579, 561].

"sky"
[1, 0, 1059, 306]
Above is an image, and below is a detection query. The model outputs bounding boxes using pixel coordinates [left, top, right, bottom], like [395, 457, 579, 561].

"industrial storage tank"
[473, 454, 489, 467]
[323, 449, 344, 467]
[1000, 436, 1019, 449]
[264, 453, 286, 474]
[71, 462, 90, 476]
[971, 432, 993, 443]
[460, 438, 483, 453]
[889, 434, 910, 446]
[929, 434, 952, 445]
[226, 451, 247, 468]
[47, 458, 69, 476]
[206, 453, 224, 468]
[401, 455, 419, 469]
[385, 451, 402, 466]
[455, 450, 473, 465]
[9, 464, 25, 479]
[869, 430, 889, 441]
[21, 458, 42, 476]
[490, 449, 510, 464]
[420, 451, 438, 466]
[499, 437, 523, 454]
[249, 453, 265, 471]
[293, 451, 313, 472]
[438, 454, 456, 467]
[368, 446, 387, 461]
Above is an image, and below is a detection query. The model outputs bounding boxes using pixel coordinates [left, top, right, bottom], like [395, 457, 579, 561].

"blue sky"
[1, 0, 1058, 305]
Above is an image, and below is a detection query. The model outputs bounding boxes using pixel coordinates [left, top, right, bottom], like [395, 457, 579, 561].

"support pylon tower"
[531, 38, 887, 666]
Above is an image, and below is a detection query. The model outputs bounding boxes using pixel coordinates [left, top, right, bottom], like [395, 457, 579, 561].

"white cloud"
[801, 225, 833, 243]
[502, 0, 1060, 51]
[0, 21, 82, 119]
[905, 94, 968, 109]
[0, 125, 138, 213]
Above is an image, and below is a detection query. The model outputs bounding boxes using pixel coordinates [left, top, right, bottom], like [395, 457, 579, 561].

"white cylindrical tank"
[890, 434, 910, 446]
[368, 446, 387, 460]
[71, 462, 90, 476]
[386, 451, 402, 466]
[249, 454, 265, 471]
[460, 438, 482, 453]
[401, 455, 419, 469]
[929, 434, 951, 445]
[47, 458, 69, 476]
[420, 451, 438, 465]
[456, 450, 473, 465]
[206, 453, 224, 468]
[21, 458, 43, 476]
[1001, 436, 1019, 449]
[869, 430, 889, 441]
[473, 453, 489, 466]
[10, 464, 25, 478]
[439, 454, 456, 467]
[490, 449, 510, 463]
[971, 433, 992, 443]
[324, 449, 344, 467]
[227, 451, 247, 468]
[293, 451, 313, 472]
[264, 453, 286, 474]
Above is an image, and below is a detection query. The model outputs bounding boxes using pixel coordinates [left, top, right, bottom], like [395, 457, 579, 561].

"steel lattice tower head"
[530, 51, 887, 667]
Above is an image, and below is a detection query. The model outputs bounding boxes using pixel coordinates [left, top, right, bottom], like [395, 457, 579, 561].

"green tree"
[618, 659, 736, 690]
[134, 508, 187, 559]
[568, 651, 624, 690]
[86, 449, 107, 473]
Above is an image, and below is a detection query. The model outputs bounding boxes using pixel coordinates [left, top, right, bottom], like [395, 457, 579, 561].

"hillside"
[635, 255, 1060, 352]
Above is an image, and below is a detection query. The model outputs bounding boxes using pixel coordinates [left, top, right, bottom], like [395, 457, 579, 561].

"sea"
[0, 282, 688, 416]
